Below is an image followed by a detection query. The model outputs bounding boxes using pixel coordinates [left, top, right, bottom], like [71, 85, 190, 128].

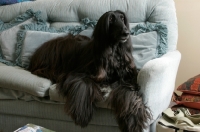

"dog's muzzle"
[120, 31, 130, 43]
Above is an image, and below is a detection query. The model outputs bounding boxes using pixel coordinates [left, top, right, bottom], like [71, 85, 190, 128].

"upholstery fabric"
[0, 100, 119, 132]
[0, 114, 120, 132]
[0, 85, 111, 109]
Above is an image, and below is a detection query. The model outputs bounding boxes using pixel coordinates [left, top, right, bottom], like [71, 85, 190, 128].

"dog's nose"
[123, 32, 130, 36]
[121, 26, 130, 36]
[122, 30, 130, 37]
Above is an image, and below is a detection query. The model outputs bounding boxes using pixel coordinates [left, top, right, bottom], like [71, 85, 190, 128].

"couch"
[0, 0, 181, 132]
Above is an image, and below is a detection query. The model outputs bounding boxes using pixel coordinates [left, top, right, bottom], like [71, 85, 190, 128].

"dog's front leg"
[57, 73, 103, 127]
[108, 85, 152, 132]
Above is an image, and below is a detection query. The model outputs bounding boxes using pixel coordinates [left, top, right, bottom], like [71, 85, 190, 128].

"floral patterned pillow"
[172, 92, 200, 110]
[177, 74, 200, 95]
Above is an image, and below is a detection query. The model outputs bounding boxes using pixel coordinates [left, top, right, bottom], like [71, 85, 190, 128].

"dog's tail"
[109, 85, 152, 132]
[57, 73, 103, 127]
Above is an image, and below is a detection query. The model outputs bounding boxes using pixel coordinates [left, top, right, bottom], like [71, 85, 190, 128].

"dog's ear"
[115, 10, 129, 29]
[92, 11, 111, 41]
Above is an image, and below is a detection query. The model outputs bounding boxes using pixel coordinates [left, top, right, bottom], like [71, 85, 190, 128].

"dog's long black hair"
[28, 10, 152, 132]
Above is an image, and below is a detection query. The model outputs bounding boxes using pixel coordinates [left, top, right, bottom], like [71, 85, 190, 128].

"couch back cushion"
[0, 0, 178, 51]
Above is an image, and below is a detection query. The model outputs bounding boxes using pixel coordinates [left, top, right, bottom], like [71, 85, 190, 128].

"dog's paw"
[109, 86, 152, 132]
[100, 86, 112, 100]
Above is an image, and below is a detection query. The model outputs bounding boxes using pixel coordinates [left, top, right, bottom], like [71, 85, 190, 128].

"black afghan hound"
[28, 10, 152, 132]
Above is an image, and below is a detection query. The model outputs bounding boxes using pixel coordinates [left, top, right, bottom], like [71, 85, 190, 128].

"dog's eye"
[121, 16, 124, 21]
[109, 16, 115, 23]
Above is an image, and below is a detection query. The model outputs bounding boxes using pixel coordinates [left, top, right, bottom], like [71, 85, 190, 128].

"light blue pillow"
[0, 9, 46, 66]
[15, 20, 167, 69]
[81, 22, 168, 69]
[79, 28, 162, 69]
[131, 22, 168, 58]
[16, 31, 67, 67]
[15, 18, 97, 68]
[15, 20, 95, 68]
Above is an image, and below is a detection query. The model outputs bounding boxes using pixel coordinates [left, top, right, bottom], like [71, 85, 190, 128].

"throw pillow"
[15, 18, 97, 68]
[17, 31, 67, 67]
[130, 22, 168, 58]
[172, 92, 200, 110]
[0, 9, 46, 66]
[15, 21, 167, 69]
[177, 74, 200, 95]
[81, 22, 168, 69]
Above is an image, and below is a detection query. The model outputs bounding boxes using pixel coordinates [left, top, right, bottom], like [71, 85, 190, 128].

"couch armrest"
[138, 50, 181, 122]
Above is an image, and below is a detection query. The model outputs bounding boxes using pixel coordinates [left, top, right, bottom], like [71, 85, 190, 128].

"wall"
[174, 0, 200, 90]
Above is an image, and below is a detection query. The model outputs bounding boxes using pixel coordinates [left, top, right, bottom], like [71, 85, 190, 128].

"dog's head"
[92, 10, 130, 44]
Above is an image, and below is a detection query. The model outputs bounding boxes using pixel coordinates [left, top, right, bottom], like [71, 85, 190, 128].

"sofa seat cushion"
[0, 99, 118, 127]
[0, 83, 112, 109]
[0, 63, 52, 97]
